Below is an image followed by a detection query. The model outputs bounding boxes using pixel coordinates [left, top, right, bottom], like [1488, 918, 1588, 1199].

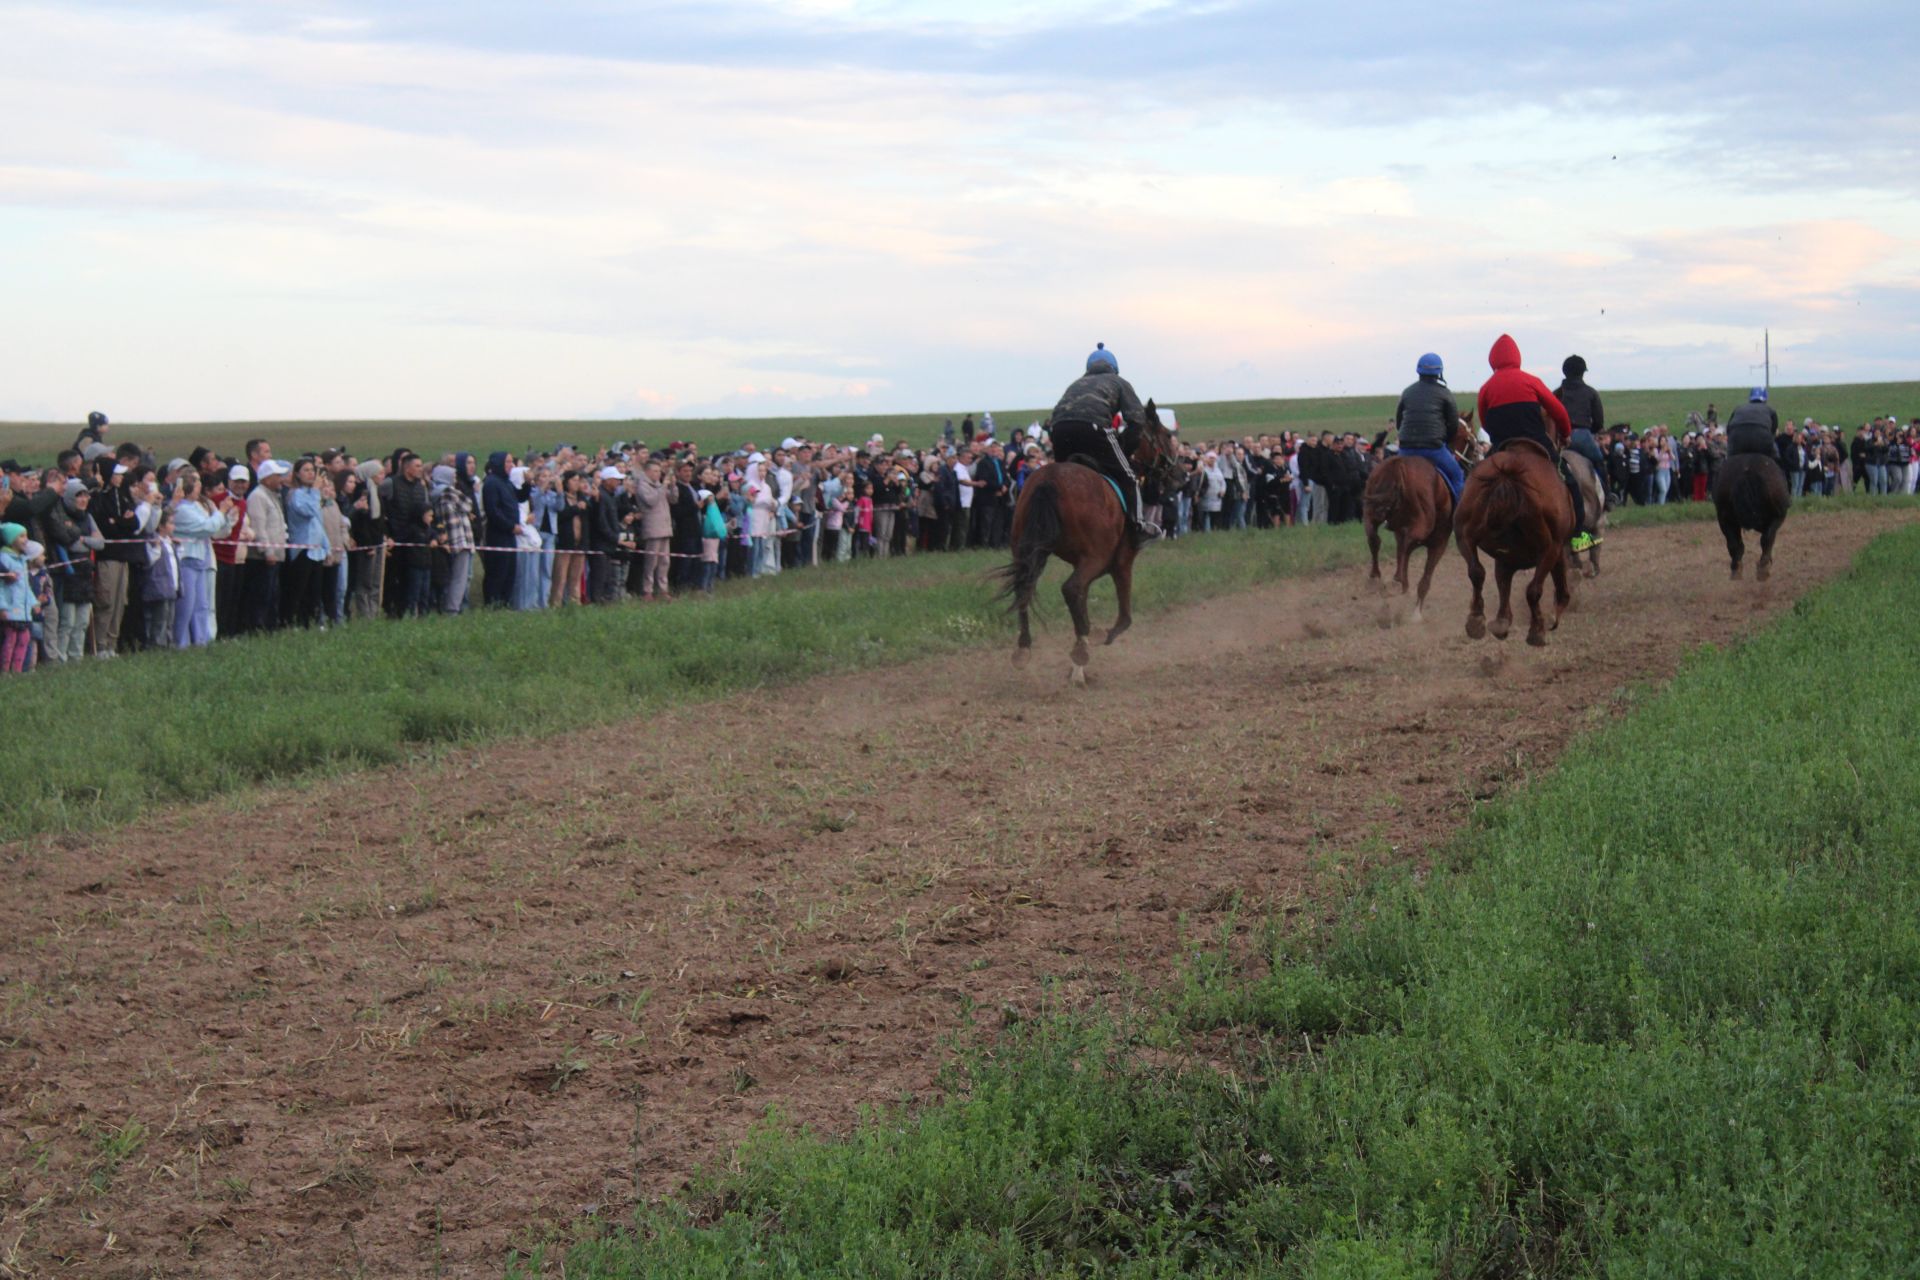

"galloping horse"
[1712, 452, 1792, 580]
[1364, 412, 1477, 621]
[1454, 439, 1574, 646]
[998, 402, 1183, 686]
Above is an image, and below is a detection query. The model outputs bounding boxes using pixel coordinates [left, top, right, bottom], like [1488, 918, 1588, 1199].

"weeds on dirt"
[546, 524, 1920, 1276]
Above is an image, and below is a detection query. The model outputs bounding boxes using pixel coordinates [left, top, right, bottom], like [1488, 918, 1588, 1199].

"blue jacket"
[0, 548, 31, 622]
[482, 452, 521, 547]
[285, 486, 330, 563]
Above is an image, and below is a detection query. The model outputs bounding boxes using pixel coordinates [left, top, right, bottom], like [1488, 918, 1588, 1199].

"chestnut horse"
[1454, 439, 1574, 646]
[1364, 413, 1477, 621]
[1711, 453, 1792, 580]
[997, 401, 1183, 686]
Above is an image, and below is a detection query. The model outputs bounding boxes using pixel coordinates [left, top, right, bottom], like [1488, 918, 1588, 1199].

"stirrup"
[1132, 519, 1162, 545]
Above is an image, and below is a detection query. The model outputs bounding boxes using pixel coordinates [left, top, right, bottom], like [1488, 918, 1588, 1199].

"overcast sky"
[2, 1, 1915, 421]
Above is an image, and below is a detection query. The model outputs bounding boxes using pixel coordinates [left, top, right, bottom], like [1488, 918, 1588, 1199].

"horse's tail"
[1725, 456, 1788, 530]
[1472, 453, 1534, 538]
[994, 478, 1060, 612]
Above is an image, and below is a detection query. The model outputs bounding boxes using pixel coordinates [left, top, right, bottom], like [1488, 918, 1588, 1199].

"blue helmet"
[1416, 352, 1444, 378]
[1085, 342, 1118, 375]
[1749, 386, 1768, 403]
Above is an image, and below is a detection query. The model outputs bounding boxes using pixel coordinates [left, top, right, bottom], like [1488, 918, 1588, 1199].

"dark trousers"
[587, 548, 618, 603]
[480, 546, 515, 607]
[948, 508, 970, 552]
[215, 561, 244, 638]
[285, 556, 323, 628]
[401, 563, 434, 616]
[243, 558, 281, 633]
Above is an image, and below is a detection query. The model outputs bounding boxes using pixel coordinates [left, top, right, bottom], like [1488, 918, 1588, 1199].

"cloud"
[0, 1, 1915, 422]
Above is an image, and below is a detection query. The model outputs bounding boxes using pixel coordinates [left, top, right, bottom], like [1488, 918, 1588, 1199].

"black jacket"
[589, 489, 626, 550]
[1394, 376, 1460, 450]
[1553, 376, 1605, 435]
[1049, 372, 1147, 432]
[388, 477, 435, 566]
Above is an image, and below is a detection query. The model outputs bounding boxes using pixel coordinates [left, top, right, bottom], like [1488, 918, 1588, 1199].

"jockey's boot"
[1130, 514, 1163, 548]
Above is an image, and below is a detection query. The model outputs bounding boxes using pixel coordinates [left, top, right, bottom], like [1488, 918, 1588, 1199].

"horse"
[1562, 451, 1608, 578]
[1454, 439, 1574, 647]
[1363, 457, 1453, 622]
[997, 401, 1183, 686]
[1363, 412, 1480, 622]
[1711, 453, 1792, 580]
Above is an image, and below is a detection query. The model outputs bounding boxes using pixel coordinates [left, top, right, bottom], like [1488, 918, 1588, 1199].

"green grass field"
[535, 521, 1920, 1279]
[3, 381, 1914, 467]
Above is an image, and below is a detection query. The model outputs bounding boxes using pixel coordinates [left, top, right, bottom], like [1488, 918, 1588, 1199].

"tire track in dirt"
[2, 509, 1909, 1278]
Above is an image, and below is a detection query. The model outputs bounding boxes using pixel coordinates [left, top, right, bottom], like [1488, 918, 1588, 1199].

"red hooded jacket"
[1476, 334, 1572, 451]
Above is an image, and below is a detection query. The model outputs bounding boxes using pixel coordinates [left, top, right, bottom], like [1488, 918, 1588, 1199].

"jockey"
[1554, 355, 1608, 475]
[1047, 343, 1161, 546]
[1476, 334, 1586, 540]
[1393, 353, 1465, 502]
[1725, 387, 1782, 459]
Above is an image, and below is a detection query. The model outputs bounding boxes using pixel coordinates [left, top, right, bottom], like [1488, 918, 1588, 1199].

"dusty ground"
[1, 509, 1908, 1278]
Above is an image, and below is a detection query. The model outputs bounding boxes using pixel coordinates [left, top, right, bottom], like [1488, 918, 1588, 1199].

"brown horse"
[1454, 439, 1574, 646]
[1712, 453, 1792, 580]
[998, 401, 1183, 685]
[1363, 457, 1452, 622]
[1363, 412, 1479, 621]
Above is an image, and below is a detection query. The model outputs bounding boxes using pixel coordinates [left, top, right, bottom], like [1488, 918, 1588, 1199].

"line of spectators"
[4, 405, 1913, 674]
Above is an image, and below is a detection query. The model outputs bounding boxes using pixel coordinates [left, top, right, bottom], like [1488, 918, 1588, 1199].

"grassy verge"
[544, 522, 1920, 1277]
[0, 528, 1364, 841]
[1608, 488, 1919, 529]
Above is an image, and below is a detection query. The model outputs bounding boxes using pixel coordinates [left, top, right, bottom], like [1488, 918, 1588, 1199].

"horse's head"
[1452, 407, 1484, 467]
[1130, 399, 1185, 494]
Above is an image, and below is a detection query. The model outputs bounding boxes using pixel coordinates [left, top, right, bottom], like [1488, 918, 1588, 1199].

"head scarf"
[356, 459, 384, 519]
[431, 465, 456, 498]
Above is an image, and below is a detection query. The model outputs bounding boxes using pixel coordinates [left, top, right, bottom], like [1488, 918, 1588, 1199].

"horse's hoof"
[1411, 605, 1425, 624]
[1012, 647, 1030, 667]
[1069, 664, 1087, 688]
[1465, 615, 1486, 640]
[1489, 619, 1510, 640]
[1527, 631, 1548, 648]
[1756, 563, 1771, 582]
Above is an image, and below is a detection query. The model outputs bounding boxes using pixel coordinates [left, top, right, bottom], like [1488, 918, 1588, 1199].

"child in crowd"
[143, 509, 181, 650]
[854, 481, 875, 558]
[0, 523, 31, 673]
[25, 543, 50, 671]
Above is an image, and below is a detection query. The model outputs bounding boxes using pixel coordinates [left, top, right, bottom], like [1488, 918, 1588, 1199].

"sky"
[1, 0, 1915, 422]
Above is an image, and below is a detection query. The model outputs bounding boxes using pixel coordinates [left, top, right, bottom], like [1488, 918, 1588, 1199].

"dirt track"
[2, 509, 1908, 1278]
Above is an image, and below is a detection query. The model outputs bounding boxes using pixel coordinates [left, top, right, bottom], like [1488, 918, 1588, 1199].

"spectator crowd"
[2, 404, 1915, 674]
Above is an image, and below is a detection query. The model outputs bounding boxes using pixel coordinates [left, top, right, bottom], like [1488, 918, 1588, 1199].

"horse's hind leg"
[1012, 598, 1032, 666]
[1461, 537, 1487, 640]
[1062, 562, 1097, 685]
[1393, 530, 1414, 595]
[1366, 517, 1383, 586]
[1412, 537, 1443, 623]
[1549, 554, 1572, 630]
[1757, 516, 1784, 581]
[1720, 520, 1745, 579]
[1104, 558, 1133, 646]
[1489, 561, 1516, 640]
[1523, 559, 1553, 647]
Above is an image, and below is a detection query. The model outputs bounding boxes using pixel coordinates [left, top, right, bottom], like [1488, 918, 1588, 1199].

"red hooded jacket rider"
[1476, 334, 1572, 454]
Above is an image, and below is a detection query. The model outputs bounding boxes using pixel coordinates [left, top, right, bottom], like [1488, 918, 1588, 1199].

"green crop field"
[2, 381, 1915, 468]
[532, 521, 1920, 1278]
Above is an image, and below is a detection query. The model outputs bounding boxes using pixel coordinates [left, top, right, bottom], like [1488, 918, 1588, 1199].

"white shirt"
[954, 461, 974, 509]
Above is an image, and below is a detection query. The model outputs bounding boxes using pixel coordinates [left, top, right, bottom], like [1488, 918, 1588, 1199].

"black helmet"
[1562, 355, 1587, 378]
[87, 410, 109, 430]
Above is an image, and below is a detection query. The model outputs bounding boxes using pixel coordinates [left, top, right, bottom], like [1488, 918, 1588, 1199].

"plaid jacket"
[434, 487, 476, 553]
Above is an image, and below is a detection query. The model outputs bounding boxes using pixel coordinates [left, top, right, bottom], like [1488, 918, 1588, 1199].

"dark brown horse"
[998, 401, 1182, 685]
[1364, 413, 1477, 622]
[1712, 453, 1792, 580]
[1454, 439, 1574, 646]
